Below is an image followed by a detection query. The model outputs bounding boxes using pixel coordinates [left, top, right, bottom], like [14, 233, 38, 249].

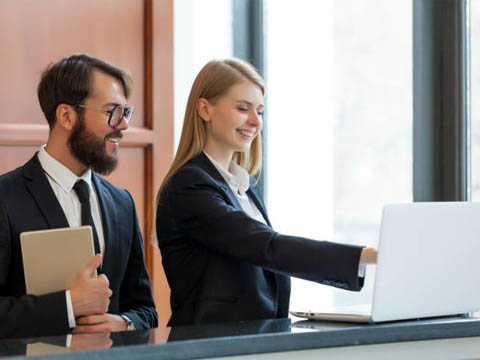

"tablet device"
[20, 226, 95, 295]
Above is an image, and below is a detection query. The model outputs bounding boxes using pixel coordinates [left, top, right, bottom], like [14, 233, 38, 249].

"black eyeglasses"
[76, 104, 134, 128]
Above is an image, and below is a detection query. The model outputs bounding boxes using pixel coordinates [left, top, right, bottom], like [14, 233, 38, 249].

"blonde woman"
[156, 58, 377, 326]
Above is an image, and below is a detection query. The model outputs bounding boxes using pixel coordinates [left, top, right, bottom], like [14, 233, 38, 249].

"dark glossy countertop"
[2, 315, 480, 359]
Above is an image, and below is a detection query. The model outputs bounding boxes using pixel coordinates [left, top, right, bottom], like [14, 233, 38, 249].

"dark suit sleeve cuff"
[14, 291, 71, 338]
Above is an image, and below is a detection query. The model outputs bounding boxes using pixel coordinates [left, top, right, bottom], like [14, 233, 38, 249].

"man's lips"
[105, 131, 123, 144]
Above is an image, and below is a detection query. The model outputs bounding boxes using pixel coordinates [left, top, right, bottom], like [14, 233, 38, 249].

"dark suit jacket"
[0, 154, 158, 339]
[156, 152, 364, 326]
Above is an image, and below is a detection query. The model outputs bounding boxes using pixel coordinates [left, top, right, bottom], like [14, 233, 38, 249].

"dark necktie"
[73, 180, 101, 256]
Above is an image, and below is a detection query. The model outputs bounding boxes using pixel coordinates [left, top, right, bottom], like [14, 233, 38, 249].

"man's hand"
[70, 254, 112, 318]
[359, 247, 378, 265]
[69, 332, 113, 351]
[72, 314, 128, 334]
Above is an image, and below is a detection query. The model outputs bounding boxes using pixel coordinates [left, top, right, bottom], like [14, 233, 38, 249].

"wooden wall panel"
[0, 146, 41, 173]
[149, 0, 174, 326]
[0, 0, 145, 127]
[104, 148, 146, 236]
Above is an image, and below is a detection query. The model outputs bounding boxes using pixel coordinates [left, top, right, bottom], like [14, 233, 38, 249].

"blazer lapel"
[245, 179, 281, 309]
[222, 184, 243, 211]
[247, 182, 272, 227]
[193, 153, 273, 226]
[193, 153, 244, 211]
[23, 154, 69, 229]
[91, 174, 118, 275]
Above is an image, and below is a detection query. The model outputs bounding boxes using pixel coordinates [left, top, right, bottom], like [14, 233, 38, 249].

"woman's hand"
[359, 247, 377, 265]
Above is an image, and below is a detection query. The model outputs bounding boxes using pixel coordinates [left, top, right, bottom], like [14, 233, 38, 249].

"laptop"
[20, 226, 95, 295]
[291, 202, 480, 323]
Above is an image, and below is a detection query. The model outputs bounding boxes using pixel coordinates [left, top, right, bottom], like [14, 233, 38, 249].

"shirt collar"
[203, 151, 250, 195]
[38, 145, 93, 193]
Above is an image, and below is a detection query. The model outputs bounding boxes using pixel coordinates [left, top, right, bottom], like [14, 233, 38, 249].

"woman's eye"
[237, 107, 248, 112]
[257, 111, 264, 116]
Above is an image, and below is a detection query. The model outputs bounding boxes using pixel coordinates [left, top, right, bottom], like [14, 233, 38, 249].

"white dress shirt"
[203, 151, 366, 277]
[37, 145, 106, 328]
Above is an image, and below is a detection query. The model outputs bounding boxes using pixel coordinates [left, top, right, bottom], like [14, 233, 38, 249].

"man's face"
[68, 70, 129, 175]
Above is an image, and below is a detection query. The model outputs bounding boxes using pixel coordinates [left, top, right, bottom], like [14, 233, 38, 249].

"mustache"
[105, 131, 123, 140]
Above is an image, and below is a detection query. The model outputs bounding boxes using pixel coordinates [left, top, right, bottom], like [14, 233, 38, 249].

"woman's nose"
[249, 110, 262, 127]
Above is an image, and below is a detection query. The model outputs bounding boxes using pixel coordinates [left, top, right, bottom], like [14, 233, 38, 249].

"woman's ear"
[55, 104, 77, 131]
[197, 98, 212, 122]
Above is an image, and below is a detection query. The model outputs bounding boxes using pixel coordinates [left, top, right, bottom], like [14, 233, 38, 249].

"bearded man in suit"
[0, 54, 158, 339]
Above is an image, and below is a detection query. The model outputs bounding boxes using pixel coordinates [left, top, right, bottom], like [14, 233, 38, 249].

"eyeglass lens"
[110, 106, 134, 127]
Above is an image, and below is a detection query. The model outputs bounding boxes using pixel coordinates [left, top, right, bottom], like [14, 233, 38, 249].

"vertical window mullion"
[413, 0, 469, 201]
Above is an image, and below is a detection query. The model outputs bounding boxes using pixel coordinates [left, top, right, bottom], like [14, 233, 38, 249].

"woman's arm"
[158, 165, 366, 291]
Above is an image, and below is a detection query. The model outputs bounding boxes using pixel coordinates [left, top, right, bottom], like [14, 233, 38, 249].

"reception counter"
[2, 315, 480, 359]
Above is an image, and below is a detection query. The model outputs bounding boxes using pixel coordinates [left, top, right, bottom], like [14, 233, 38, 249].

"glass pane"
[264, 0, 413, 311]
[174, 0, 233, 149]
[471, 0, 480, 201]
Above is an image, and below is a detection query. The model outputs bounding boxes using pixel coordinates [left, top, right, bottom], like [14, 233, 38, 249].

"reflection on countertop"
[1, 315, 480, 359]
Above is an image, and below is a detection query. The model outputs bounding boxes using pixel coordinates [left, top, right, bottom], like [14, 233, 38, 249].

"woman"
[156, 58, 377, 326]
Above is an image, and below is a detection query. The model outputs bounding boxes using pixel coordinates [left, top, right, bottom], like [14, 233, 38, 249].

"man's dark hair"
[37, 54, 132, 129]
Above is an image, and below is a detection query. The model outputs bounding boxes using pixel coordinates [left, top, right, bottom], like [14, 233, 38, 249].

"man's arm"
[0, 200, 70, 338]
[0, 292, 70, 339]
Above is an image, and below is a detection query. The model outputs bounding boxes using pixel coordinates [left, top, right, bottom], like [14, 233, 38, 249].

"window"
[174, 0, 233, 148]
[264, 0, 413, 310]
[471, 0, 480, 200]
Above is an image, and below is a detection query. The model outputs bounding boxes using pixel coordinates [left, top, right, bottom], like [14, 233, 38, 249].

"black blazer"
[156, 153, 364, 326]
[0, 154, 158, 339]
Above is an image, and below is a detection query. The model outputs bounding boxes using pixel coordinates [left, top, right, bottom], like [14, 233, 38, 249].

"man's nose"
[114, 116, 129, 131]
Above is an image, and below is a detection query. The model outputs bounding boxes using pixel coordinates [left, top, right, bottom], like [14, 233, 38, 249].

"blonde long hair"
[158, 58, 265, 200]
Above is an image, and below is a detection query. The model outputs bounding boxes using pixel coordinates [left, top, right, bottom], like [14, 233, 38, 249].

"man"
[0, 54, 158, 339]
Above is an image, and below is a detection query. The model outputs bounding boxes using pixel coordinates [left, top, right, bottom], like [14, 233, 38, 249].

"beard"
[68, 114, 122, 175]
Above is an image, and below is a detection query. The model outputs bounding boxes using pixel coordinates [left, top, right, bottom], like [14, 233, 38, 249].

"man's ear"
[55, 104, 77, 131]
[197, 98, 212, 122]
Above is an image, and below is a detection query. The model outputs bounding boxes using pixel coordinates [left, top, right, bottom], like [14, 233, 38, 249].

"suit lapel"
[247, 184, 282, 312]
[194, 153, 273, 222]
[91, 174, 118, 275]
[193, 153, 244, 211]
[222, 185, 243, 211]
[23, 154, 69, 229]
[247, 184, 272, 227]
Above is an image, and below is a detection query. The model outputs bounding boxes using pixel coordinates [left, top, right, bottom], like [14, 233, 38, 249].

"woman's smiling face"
[201, 80, 264, 163]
